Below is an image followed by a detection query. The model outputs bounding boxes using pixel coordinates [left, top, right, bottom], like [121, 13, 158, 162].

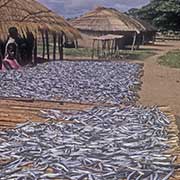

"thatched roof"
[135, 19, 157, 32]
[70, 7, 155, 33]
[0, 0, 81, 40]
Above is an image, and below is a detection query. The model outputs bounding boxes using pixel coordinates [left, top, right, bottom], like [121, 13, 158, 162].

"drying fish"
[0, 61, 143, 104]
[0, 106, 177, 179]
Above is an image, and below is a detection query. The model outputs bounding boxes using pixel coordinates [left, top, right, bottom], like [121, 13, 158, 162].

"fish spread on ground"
[0, 61, 143, 104]
[0, 106, 177, 180]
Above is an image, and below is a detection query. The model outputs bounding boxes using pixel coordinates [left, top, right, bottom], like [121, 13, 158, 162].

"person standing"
[5, 27, 27, 65]
[5, 27, 18, 55]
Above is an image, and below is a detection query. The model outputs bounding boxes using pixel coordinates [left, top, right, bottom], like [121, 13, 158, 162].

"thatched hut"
[0, 0, 80, 65]
[135, 19, 157, 44]
[70, 7, 156, 49]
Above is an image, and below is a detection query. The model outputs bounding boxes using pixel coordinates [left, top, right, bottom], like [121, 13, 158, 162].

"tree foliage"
[128, 0, 180, 31]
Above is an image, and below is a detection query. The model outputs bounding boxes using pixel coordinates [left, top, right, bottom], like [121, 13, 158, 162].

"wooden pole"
[26, 32, 35, 64]
[45, 30, 50, 60]
[97, 40, 100, 59]
[33, 37, 37, 64]
[131, 32, 137, 51]
[41, 31, 45, 59]
[115, 39, 118, 51]
[58, 32, 64, 60]
[101, 40, 106, 59]
[113, 39, 116, 53]
[53, 33, 57, 61]
[58, 34, 61, 60]
[60, 33, 64, 60]
[75, 40, 78, 48]
[142, 34, 145, 45]
[136, 34, 140, 50]
[107, 40, 111, 58]
[0, 48, 2, 69]
[104, 40, 107, 60]
[110, 39, 114, 58]
[91, 39, 95, 60]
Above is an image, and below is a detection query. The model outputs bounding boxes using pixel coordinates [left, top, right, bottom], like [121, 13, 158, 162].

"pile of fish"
[0, 106, 176, 180]
[0, 61, 142, 104]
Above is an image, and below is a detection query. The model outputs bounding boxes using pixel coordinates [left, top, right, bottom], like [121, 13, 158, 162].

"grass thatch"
[0, 0, 81, 40]
[135, 19, 157, 32]
[70, 7, 155, 33]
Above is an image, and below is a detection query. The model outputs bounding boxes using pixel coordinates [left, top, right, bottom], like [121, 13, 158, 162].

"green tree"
[128, 0, 180, 31]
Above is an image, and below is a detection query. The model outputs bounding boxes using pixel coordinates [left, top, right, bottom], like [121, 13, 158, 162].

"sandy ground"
[138, 41, 180, 129]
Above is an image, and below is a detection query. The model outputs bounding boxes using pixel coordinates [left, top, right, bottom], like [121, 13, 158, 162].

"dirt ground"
[138, 41, 180, 129]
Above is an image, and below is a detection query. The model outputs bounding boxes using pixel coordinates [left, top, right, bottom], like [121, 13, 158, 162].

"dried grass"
[0, 0, 81, 40]
[70, 7, 156, 33]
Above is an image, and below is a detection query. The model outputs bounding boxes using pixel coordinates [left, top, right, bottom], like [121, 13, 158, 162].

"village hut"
[135, 19, 157, 44]
[0, 0, 81, 65]
[70, 7, 156, 50]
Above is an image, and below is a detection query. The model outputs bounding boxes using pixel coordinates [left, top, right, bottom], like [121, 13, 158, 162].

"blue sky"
[38, 0, 150, 18]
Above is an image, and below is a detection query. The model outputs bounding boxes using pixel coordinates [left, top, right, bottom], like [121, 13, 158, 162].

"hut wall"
[77, 30, 141, 49]
[78, 30, 134, 49]
[77, 33, 93, 48]
[77, 31, 107, 48]
[141, 31, 156, 44]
